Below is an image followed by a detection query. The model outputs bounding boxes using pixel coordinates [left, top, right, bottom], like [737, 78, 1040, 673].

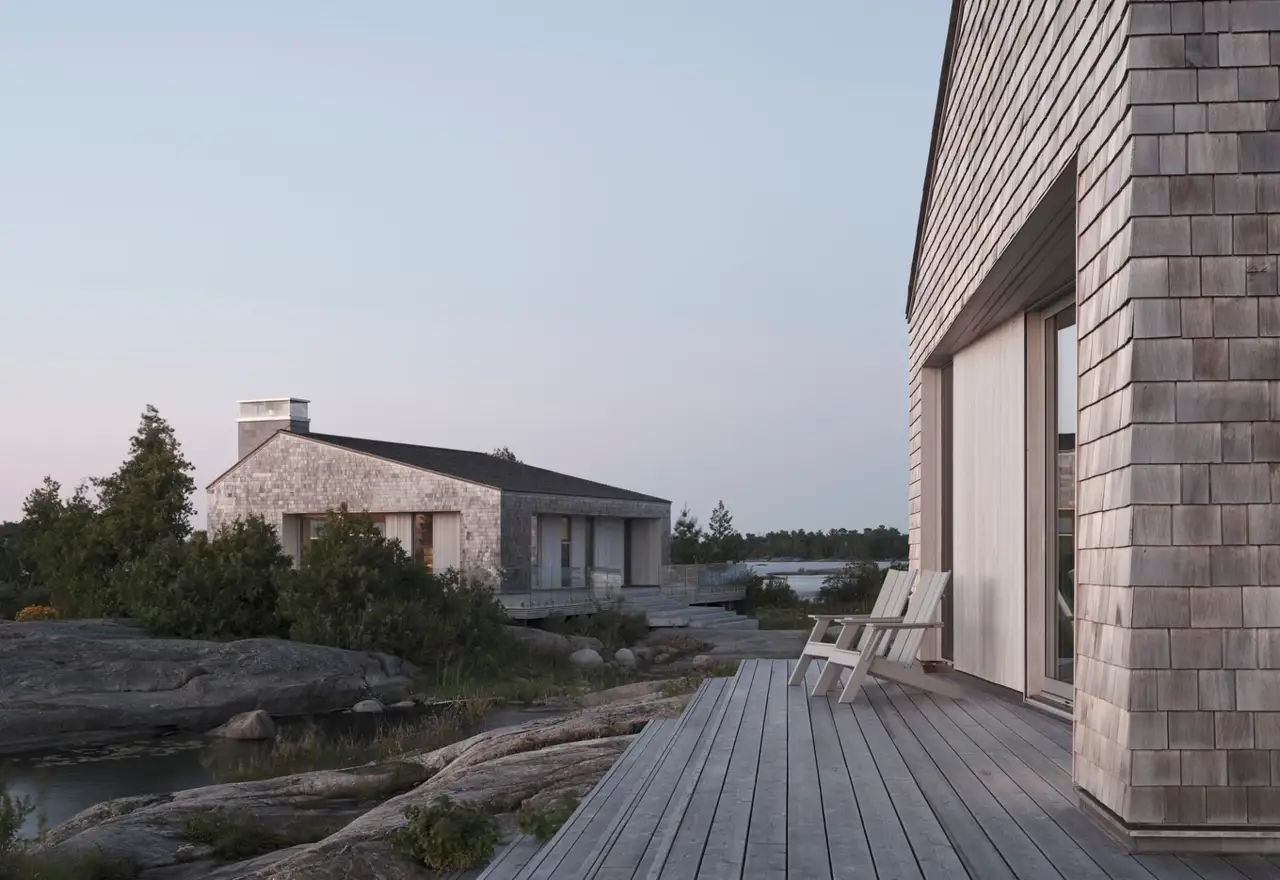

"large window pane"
[1048, 307, 1076, 687]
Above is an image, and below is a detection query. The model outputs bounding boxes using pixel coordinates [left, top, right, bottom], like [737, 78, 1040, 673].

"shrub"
[544, 606, 649, 653]
[181, 808, 325, 861]
[516, 794, 579, 840]
[816, 562, 883, 611]
[1, 784, 34, 861]
[123, 517, 293, 640]
[394, 797, 499, 871]
[13, 605, 58, 622]
[742, 574, 800, 613]
[279, 509, 508, 678]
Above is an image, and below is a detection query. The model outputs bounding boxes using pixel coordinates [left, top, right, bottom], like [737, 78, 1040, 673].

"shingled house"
[206, 398, 671, 600]
[907, 0, 1280, 851]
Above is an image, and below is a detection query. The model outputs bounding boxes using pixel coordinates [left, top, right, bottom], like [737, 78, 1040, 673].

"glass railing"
[661, 563, 752, 602]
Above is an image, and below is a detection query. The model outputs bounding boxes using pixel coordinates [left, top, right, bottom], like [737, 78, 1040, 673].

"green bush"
[742, 574, 801, 613]
[816, 562, 883, 611]
[279, 509, 508, 677]
[543, 606, 649, 653]
[516, 794, 580, 840]
[180, 808, 325, 861]
[394, 797, 499, 871]
[123, 517, 293, 640]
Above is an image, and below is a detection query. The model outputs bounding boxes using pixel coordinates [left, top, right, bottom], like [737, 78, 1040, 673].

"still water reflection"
[5, 704, 563, 838]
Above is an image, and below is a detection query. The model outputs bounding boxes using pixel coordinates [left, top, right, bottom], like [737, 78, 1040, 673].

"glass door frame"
[1025, 292, 1076, 710]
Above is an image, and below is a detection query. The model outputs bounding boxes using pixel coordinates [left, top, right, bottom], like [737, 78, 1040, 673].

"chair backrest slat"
[885, 570, 951, 665]
[856, 568, 916, 652]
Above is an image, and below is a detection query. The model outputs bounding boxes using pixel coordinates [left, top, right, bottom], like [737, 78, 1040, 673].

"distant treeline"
[740, 526, 907, 562]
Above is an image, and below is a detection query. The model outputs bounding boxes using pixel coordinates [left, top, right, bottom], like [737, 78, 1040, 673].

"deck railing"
[660, 562, 753, 604]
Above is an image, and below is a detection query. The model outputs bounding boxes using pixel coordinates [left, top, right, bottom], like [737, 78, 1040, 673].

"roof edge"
[503, 488, 671, 505]
[206, 431, 670, 504]
[906, 0, 964, 322]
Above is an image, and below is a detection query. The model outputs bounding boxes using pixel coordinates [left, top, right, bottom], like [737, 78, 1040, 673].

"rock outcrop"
[210, 710, 276, 741]
[30, 688, 687, 880]
[0, 619, 418, 755]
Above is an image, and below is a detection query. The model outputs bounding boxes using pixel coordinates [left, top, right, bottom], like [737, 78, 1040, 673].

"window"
[560, 517, 572, 587]
[1046, 304, 1076, 692]
[309, 519, 326, 541]
[414, 513, 434, 571]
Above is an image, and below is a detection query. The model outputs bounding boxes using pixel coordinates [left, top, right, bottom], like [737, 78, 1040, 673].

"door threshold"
[1025, 691, 1073, 722]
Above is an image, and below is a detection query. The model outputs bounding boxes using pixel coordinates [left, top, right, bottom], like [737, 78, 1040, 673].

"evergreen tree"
[670, 505, 704, 564]
[706, 500, 745, 563]
[94, 405, 196, 559]
[489, 447, 521, 463]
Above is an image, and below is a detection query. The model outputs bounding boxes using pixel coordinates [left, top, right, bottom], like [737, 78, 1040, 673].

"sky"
[0, 2, 951, 534]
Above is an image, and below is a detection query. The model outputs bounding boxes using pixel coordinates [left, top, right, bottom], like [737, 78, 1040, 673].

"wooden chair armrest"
[837, 615, 906, 625]
[806, 614, 851, 622]
[865, 621, 944, 630]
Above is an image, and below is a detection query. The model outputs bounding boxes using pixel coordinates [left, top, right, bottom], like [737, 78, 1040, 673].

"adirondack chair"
[810, 570, 962, 703]
[786, 567, 917, 694]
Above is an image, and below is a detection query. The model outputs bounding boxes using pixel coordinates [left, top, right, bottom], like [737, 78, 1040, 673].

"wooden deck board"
[498, 659, 1262, 880]
[658, 660, 760, 880]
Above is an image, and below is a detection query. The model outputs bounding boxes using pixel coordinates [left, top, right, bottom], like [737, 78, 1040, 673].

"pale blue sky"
[0, 2, 950, 533]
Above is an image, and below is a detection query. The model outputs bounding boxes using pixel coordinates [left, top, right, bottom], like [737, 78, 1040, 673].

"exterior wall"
[594, 517, 626, 575]
[628, 518, 663, 586]
[499, 494, 670, 590]
[207, 432, 502, 574]
[911, 0, 1280, 837]
[950, 314, 1027, 692]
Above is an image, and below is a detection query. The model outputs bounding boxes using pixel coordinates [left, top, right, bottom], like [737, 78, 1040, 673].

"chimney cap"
[236, 396, 311, 404]
[237, 398, 310, 424]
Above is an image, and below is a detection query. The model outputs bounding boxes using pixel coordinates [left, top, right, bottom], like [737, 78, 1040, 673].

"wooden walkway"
[478, 658, 1280, 880]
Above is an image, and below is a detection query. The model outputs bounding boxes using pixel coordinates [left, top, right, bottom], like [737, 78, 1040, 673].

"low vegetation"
[202, 702, 492, 783]
[516, 794, 580, 841]
[659, 660, 741, 698]
[181, 809, 328, 861]
[741, 562, 899, 630]
[394, 797, 499, 871]
[2, 783, 137, 880]
[542, 607, 649, 654]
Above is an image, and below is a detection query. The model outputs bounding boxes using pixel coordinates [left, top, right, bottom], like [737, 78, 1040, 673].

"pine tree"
[94, 405, 196, 561]
[670, 505, 704, 564]
[489, 446, 521, 463]
[706, 500, 745, 563]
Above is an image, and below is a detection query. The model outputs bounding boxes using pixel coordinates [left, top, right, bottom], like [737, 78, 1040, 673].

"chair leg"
[811, 659, 843, 696]
[837, 649, 878, 704]
[787, 654, 814, 687]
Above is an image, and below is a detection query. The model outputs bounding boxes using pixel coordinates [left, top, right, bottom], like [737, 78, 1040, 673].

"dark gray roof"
[302, 431, 668, 503]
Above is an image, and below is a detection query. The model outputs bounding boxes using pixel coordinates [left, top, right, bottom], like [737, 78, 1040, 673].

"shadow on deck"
[476, 658, 1280, 879]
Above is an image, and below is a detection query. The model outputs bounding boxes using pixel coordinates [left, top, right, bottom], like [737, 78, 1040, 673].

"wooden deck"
[478, 658, 1280, 880]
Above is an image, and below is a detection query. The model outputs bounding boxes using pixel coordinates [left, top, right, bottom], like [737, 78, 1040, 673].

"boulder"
[630, 645, 652, 662]
[569, 648, 604, 669]
[504, 625, 603, 654]
[389, 700, 417, 710]
[210, 710, 276, 741]
[0, 619, 418, 755]
[351, 699, 385, 714]
[614, 648, 637, 668]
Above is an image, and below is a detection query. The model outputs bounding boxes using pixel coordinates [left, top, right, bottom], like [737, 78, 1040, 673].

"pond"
[3, 703, 566, 838]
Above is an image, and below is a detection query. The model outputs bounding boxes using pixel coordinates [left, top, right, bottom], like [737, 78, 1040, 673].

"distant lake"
[747, 560, 898, 599]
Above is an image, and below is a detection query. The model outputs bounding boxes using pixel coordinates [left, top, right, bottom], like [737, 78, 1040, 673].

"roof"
[213, 429, 669, 504]
[905, 0, 963, 321]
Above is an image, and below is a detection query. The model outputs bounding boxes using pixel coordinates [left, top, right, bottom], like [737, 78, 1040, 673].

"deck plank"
[782, 662, 832, 880]
[963, 690, 1074, 772]
[593, 677, 731, 878]
[841, 673, 973, 879]
[656, 661, 759, 880]
[928, 693, 1158, 880]
[1176, 855, 1251, 879]
[517, 710, 685, 879]
[947, 694, 1074, 797]
[698, 661, 771, 880]
[859, 679, 1027, 879]
[899, 687, 1128, 880]
[804, 662, 877, 880]
[1225, 855, 1280, 880]
[635, 663, 744, 880]
[742, 660, 788, 879]
[1134, 855, 1218, 880]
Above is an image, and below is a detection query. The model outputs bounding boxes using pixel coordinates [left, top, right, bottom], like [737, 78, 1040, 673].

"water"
[3, 704, 564, 838]
[746, 559, 898, 599]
